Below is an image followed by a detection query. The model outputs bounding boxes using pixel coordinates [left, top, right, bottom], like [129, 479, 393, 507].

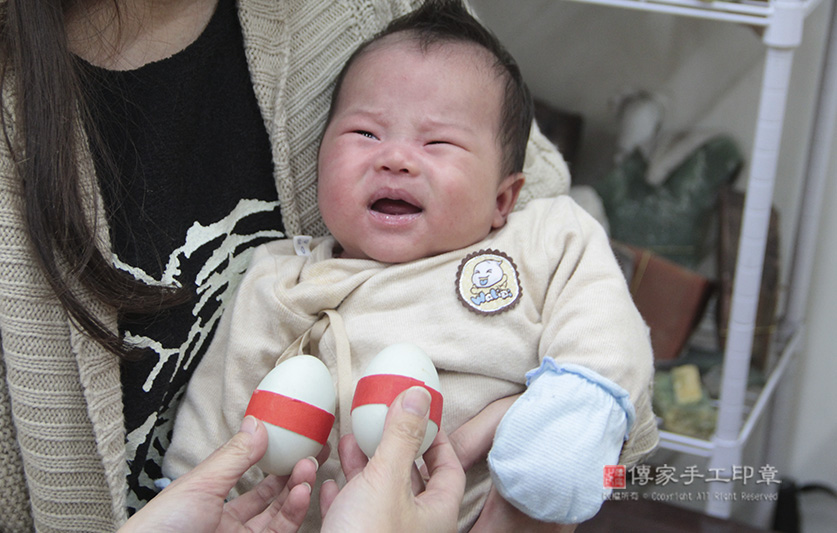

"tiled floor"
[577, 499, 773, 532]
[573, 488, 837, 532]
[797, 489, 837, 533]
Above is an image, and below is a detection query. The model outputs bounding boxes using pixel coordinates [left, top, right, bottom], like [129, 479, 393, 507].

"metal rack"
[566, 0, 816, 24]
[558, 0, 835, 517]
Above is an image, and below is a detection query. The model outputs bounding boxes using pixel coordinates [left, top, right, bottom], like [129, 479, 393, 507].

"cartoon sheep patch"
[455, 249, 521, 315]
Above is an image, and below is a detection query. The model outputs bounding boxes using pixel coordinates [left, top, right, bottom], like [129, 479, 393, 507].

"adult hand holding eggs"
[320, 387, 465, 533]
[351, 343, 443, 458]
[121, 415, 318, 533]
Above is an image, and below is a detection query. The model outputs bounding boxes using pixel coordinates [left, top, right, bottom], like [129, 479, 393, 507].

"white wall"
[472, 0, 836, 493]
[786, 104, 837, 486]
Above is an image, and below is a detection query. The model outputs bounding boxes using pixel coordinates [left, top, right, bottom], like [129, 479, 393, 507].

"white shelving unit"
[555, 0, 836, 518]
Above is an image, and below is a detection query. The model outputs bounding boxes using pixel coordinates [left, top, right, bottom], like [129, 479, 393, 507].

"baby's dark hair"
[326, 0, 533, 176]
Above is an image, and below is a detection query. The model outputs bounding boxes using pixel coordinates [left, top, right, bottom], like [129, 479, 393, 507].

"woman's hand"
[120, 416, 322, 533]
[319, 386, 466, 533]
[470, 487, 577, 533]
[448, 394, 519, 472]
[448, 394, 577, 533]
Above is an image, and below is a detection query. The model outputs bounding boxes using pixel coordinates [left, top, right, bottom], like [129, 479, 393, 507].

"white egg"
[244, 355, 336, 475]
[351, 343, 443, 458]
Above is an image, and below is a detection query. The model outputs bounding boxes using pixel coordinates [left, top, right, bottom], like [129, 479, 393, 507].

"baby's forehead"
[358, 32, 502, 83]
[327, 32, 508, 143]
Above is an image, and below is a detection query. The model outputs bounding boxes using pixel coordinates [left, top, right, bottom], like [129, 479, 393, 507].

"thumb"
[370, 387, 431, 476]
[176, 415, 269, 498]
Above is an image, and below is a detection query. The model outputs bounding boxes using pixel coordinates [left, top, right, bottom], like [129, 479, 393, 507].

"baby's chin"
[333, 242, 432, 264]
[333, 228, 498, 263]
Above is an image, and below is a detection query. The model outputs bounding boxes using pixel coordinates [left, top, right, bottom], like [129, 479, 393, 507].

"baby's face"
[318, 37, 520, 263]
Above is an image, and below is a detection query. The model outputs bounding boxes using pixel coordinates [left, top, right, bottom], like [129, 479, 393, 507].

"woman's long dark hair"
[0, 0, 188, 360]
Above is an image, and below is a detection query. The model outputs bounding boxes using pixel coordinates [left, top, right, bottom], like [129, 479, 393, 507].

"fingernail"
[301, 482, 312, 494]
[306, 455, 319, 471]
[403, 386, 431, 417]
[240, 415, 258, 435]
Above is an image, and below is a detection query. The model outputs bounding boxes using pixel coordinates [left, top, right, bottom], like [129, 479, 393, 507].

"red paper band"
[351, 374, 443, 427]
[245, 389, 335, 445]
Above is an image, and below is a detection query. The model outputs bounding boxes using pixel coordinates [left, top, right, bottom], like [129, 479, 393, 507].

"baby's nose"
[375, 143, 418, 175]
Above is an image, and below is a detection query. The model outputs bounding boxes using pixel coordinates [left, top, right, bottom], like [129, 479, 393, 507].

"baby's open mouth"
[370, 198, 422, 215]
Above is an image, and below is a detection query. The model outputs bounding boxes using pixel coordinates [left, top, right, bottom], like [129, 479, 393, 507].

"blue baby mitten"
[487, 358, 635, 523]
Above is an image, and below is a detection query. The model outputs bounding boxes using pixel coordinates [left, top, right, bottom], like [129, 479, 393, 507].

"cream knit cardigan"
[0, 0, 569, 530]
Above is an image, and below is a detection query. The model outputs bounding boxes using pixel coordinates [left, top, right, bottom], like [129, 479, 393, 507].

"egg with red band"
[244, 355, 336, 475]
[351, 343, 443, 458]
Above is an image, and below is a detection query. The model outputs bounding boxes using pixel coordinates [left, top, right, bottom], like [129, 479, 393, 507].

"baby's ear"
[492, 173, 525, 229]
